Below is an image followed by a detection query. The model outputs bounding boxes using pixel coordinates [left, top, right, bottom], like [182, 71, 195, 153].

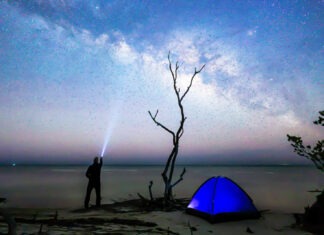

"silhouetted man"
[84, 156, 103, 208]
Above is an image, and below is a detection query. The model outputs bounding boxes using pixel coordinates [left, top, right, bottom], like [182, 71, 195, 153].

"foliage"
[287, 111, 324, 172]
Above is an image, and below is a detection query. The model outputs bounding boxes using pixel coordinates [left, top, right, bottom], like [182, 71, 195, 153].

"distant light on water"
[12, 163, 16, 167]
[100, 102, 120, 157]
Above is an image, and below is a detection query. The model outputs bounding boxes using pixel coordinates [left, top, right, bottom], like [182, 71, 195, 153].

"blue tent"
[187, 176, 260, 223]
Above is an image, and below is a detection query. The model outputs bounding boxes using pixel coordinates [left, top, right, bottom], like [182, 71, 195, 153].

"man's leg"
[84, 183, 93, 208]
[95, 183, 101, 207]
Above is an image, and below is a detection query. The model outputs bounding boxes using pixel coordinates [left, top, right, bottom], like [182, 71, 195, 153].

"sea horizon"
[0, 162, 314, 167]
[1, 164, 322, 212]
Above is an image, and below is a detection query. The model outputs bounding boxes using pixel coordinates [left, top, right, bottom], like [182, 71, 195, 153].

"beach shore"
[2, 165, 322, 234]
[0, 200, 312, 235]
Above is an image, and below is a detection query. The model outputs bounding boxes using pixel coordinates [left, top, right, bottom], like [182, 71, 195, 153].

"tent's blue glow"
[188, 177, 216, 214]
[188, 176, 258, 215]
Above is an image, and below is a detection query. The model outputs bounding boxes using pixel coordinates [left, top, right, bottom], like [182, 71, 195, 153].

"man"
[84, 156, 103, 208]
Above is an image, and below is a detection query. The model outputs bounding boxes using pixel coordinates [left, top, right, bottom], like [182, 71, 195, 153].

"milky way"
[0, 1, 323, 164]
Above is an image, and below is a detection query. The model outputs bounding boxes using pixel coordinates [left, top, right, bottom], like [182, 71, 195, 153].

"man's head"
[93, 156, 99, 164]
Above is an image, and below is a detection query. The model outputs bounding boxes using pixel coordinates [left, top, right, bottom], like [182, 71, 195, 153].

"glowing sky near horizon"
[0, 0, 323, 164]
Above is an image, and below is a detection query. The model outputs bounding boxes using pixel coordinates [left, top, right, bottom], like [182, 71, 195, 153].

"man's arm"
[99, 157, 103, 166]
[86, 166, 91, 178]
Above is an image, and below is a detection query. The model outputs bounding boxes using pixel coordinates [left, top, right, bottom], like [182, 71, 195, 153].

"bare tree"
[148, 52, 205, 203]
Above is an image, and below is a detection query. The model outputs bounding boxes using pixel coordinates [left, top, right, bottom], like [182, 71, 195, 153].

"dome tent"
[186, 176, 260, 223]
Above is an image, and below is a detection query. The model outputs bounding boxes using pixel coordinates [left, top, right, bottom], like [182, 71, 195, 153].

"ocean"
[0, 165, 323, 213]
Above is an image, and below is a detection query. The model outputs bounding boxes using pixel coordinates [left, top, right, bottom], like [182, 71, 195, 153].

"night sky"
[0, 0, 323, 165]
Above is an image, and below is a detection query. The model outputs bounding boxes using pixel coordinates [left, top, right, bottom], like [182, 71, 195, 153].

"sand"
[0, 199, 312, 235]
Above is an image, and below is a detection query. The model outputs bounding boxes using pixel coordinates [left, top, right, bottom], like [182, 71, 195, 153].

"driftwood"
[137, 193, 189, 212]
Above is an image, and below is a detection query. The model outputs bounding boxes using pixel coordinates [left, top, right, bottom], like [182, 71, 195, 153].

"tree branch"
[171, 167, 186, 188]
[287, 134, 324, 172]
[149, 181, 154, 201]
[168, 52, 176, 82]
[180, 64, 205, 102]
[179, 126, 185, 139]
[313, 110, 324, 126]
[148, 110, 175, 138]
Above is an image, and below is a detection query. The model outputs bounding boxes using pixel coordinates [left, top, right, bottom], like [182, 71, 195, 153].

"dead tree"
[148, 52, 205, 203]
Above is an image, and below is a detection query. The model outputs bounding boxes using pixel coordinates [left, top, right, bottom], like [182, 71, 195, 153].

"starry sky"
[0, 0, 323, 165]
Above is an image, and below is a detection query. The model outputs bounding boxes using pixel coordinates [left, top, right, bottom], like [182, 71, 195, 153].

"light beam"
[100, 102, 120, 157]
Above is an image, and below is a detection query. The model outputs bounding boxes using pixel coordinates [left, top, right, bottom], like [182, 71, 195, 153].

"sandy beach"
[0, 201, 313, 235]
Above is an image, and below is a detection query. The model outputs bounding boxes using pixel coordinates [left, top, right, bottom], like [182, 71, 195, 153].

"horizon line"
[0, 163, 313, 167]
